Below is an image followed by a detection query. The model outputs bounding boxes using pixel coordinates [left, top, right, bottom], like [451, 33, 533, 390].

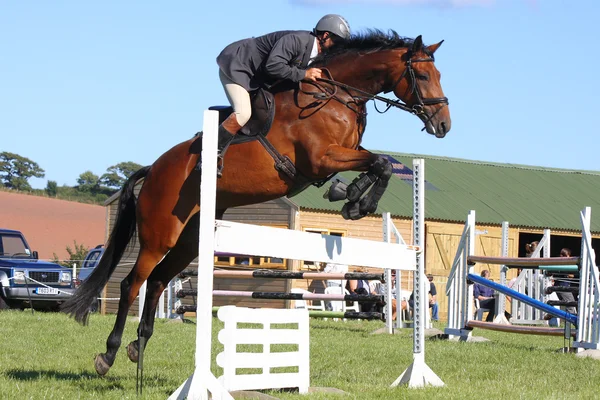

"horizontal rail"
[545, 286, 580, 294]
[178, 269, 384, 281]
[510, 265, 579, 272]
[307, 311, 384, 320]
[547, 300, 578, 307]
[466, 320, 576, 337]
[176, 289, 383, 303]
[174, 306, 385, 321]
[468, 256, 580, 267]
[467, 273, 578, 326]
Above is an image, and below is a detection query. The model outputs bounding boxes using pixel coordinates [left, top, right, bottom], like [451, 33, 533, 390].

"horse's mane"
[312, 29, 426, 66]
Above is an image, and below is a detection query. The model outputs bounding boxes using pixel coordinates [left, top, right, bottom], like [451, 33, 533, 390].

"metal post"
[383, 212, 393, 334]
[392, 159, 444, 387]
[494, 222, 510, 324]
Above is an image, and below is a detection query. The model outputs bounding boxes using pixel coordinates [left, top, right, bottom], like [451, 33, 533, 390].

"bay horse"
[62, 30, 451, 377]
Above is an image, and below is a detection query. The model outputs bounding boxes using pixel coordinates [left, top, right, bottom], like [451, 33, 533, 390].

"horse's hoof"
[127, 341, 139, 363]
[94, 354, 111, 376]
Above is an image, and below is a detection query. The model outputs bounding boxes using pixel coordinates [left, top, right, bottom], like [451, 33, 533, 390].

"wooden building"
[100, 152, 600, 321]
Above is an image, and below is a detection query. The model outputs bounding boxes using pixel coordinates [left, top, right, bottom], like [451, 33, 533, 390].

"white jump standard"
[445, 208, 600, 353]
[169, 111, 443, 399]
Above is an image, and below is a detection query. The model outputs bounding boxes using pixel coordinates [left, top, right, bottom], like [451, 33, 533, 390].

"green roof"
[288, 152, 600, 233]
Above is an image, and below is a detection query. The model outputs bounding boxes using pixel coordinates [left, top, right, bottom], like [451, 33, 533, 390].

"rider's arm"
[264, 34, 308, 82]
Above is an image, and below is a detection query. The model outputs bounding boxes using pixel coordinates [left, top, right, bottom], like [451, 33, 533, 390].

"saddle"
[209, 88, 275, 142]
[208, 88, 298, 183]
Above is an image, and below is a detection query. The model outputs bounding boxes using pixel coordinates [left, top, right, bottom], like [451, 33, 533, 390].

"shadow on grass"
[5, 368, 174, 393]
[6, 369, 100, 381]
[5, 369, 125, 392]
[310, 323, 375, 334]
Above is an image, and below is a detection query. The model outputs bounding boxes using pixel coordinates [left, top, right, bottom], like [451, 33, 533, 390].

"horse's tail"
[61, 166, 151, 325]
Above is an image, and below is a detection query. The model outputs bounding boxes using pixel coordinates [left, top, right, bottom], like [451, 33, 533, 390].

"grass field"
[1, 311, 600, 399]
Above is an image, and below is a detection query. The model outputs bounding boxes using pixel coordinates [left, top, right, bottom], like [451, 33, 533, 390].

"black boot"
[195, 113, 241, 177]
[216, 125, 236, 178]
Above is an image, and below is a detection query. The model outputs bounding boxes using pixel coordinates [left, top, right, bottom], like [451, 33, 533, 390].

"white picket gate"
[216, 306, 310, 393]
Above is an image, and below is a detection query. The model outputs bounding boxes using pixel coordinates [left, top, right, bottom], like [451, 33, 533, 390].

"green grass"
[1, 311, 600, 399]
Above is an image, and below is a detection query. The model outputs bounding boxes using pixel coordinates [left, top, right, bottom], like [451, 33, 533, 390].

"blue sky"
[2, 0, 598, 189]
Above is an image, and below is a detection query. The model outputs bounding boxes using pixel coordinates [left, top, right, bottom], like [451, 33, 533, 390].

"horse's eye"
[417, 74, 429, 81]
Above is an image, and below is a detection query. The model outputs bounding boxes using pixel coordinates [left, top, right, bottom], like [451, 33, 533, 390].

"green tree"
[100, 161, 143, 189]
[45, 180, 58, 197]
[0, 152, 45, 191]
[77, 171, 100, 193]
[52, 241, 89, 268]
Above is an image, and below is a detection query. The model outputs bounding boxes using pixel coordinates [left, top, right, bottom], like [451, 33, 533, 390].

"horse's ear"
[412, 35, 423, 53]
[426, 40, 444, 55]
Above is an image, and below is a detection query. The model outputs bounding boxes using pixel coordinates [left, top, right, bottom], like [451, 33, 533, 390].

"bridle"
[306, 51, 449, 131]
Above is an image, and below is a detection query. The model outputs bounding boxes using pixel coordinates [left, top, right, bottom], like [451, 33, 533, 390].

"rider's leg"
[196, 71, 251, 175]
[215, 70, 251, 176]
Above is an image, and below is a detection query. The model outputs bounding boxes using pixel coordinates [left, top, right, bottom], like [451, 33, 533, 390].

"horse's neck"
[326, 50, 403, 97]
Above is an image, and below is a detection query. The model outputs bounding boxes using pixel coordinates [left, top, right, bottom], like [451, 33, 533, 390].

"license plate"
[36, 287, 59, 295]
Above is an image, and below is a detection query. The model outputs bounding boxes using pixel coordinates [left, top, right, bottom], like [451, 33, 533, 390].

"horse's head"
[314, 31, 451, 138]
[388, 35, 451, 138]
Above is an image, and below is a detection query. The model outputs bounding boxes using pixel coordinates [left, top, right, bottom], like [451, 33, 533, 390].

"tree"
[100, 161, 143, 189]
[77, 171, 100, 193]
[46, 180, 58, 197]
[52, 241, 89, 268]
[0, 152, 45, 191]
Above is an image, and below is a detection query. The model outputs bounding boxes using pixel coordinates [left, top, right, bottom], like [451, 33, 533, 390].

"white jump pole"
[169, 110, 233, 400]
[392, 159, 444, 388]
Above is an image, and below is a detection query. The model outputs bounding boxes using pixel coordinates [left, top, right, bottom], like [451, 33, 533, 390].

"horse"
[61, 30, 451, 377]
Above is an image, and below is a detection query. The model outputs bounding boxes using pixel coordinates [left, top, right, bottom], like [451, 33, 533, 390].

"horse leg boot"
[195, 113, 242, 177]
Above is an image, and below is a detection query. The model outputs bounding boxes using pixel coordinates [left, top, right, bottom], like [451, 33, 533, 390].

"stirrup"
[216, 153, 225, 178]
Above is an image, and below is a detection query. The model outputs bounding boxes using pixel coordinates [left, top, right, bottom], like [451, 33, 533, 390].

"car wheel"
[0, 293, 8, 310]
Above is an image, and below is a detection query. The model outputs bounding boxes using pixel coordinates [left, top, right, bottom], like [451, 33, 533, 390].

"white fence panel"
[216, 306, 310, 393]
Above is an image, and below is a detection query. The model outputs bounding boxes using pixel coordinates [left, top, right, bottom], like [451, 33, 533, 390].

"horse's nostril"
[441, 122, 447, 134]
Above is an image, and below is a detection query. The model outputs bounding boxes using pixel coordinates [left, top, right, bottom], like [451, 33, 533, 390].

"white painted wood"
[216, 306, 310, 393]
[168, 110, 233, 400]
[214, 220, 417, 270]
[574, 207, 600, 350]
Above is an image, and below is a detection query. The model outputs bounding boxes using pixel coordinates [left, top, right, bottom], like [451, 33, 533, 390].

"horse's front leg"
[314, 146, 392, 220]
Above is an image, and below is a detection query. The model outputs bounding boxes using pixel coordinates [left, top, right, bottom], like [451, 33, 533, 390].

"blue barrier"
[467, 273, 578, 326]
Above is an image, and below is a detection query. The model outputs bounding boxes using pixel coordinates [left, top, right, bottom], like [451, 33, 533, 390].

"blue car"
[75, 244, 105, 312]
[0, 228, 75, 310]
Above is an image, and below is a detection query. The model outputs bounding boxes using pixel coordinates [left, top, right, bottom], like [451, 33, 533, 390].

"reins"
[300, 54, 449, 131]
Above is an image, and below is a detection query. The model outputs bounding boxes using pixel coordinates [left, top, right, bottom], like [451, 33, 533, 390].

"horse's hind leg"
[126, 214, 204, 363]
[94, 248, 167, 376]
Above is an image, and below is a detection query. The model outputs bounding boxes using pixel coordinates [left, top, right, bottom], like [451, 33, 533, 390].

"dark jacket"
[217, 30, 316, 91]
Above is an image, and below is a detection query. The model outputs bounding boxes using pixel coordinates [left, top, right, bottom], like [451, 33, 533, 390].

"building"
[102, 152, 600, 320]
[0, 190, 105, 260]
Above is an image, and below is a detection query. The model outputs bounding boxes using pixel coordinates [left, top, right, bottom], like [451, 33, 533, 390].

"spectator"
[473, 269, 496, 322]
[408, 274, 438, 321]
[323, 262, 348, 289]
[555, 248, 577, 315]
[369, 270, 406, 320]
[525, 241, 539, 257]
[348, 276, 378, 312]
[323, 263, 348, 311]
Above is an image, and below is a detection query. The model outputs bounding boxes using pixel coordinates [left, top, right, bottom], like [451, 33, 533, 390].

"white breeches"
[219, 70, 252, 127]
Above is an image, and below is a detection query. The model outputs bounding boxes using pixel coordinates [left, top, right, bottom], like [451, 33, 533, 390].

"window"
[0, 234, 29, 256]
[301, 227, 346, 270]
[83, 251, 102, 268]
[214, 225, 288, 269]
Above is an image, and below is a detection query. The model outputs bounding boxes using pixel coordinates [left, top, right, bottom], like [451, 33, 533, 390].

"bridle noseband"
[307, 52, 449, 131]
[387, 56, 449, 128]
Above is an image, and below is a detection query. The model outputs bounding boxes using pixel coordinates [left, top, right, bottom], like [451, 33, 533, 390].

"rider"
[209, 14, 351, 177]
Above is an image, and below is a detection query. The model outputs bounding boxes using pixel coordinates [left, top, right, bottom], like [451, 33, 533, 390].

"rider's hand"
[304, 68, 322, 82]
